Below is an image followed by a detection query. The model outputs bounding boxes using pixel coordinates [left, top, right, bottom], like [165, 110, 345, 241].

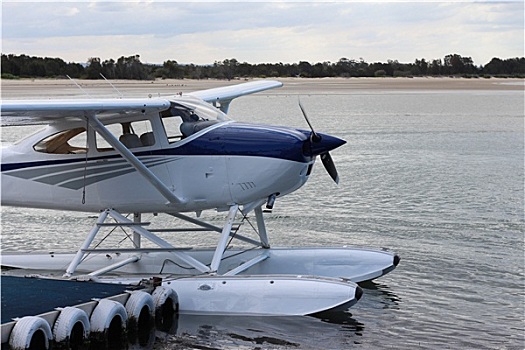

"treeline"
[2, 53, 524, 80]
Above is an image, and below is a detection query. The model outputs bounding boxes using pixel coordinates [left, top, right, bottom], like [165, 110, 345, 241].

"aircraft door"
[92, 117, 176, 211]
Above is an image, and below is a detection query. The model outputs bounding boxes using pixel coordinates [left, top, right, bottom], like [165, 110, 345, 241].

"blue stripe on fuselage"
[2, 123, 311, 173]
[163, 123, 310, 162]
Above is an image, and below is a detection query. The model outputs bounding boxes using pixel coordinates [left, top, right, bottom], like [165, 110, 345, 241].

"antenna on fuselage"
[99, 73, 124, 98]
[66, 75, 92, 98]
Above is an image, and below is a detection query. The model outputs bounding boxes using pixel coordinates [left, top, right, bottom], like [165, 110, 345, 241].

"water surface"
[1, 82, 523, 349]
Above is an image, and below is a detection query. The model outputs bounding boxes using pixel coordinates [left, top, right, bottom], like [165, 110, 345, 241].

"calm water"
[1, 86, 524, 349]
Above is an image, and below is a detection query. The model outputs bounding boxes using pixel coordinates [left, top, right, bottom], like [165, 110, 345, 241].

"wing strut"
[86, 113, 185, 205]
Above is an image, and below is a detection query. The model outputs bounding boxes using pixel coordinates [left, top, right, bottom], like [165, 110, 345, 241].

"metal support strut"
[64, 208, 212, 278]
[63, 202, 272, 278]
[64, 210, 108, 277]
[210, 204, 238, 273]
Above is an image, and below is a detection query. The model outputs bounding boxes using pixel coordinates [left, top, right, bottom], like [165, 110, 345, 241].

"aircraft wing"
[1, 99, 171, 126]
[0, 79, 282, 125]
[187, 79, 282, 113]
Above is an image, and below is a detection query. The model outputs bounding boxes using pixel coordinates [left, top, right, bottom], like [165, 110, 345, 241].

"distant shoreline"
[2, 76, 523, 99]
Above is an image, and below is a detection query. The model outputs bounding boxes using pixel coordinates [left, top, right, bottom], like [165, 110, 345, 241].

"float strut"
[255, 206, 270, 248]
[133, 213, 141, 248]
[88, 256, 141, 277]
[64, 210, 109, 277]
[210, 204, 238, 272]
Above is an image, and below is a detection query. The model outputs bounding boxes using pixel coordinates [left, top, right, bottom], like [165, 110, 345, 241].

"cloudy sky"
[1, 1, 523, 66]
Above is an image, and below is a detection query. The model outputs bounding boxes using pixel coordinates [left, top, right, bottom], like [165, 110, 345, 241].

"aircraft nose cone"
[303, 132, 346, 157]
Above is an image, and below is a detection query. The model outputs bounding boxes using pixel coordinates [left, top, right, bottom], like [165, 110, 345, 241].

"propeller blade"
[298, 99, 321, 142]
[298, 99, 341, 184]
[321, 152, 339, 184]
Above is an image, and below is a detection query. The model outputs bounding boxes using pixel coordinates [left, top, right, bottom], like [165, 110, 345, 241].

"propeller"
[298, 100, 340, 184]
[320, 152, 339, 184]
[298, 100, 322, 143]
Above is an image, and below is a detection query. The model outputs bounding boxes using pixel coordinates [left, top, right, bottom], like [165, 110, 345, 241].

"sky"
[1, 1, 523, 66]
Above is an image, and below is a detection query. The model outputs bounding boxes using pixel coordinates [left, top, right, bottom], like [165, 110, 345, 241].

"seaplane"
[1, 79, 399, 316]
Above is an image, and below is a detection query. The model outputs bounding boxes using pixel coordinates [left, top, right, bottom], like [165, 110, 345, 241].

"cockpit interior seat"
[119, 134, 142, 148]
[140, 132, 155, 146]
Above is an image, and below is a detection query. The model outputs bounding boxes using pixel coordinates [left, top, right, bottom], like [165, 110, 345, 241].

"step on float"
[1, 276, 178, 350]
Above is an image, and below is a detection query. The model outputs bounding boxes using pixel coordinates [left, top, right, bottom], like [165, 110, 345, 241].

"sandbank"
[1, 77, 523, 99]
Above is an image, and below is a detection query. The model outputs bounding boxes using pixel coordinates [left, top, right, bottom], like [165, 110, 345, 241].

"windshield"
[161, 98, 229, 140]
[170, 96, 230, 122]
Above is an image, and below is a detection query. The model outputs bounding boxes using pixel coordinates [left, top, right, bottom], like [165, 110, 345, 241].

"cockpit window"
[161, 115, 184, 143]
[34, 127, 87, 154]
[96, 119, 154, 152]
[161, 101, 223, 143]
[172, 98, 229, 122]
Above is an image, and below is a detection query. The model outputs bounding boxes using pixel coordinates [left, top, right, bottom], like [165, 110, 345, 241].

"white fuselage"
[1, 118, 320, 213]
[1, 95, 344, 214]
[1, 150, 310, 213]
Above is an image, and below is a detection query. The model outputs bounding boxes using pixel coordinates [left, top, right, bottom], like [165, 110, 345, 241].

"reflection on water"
[358, 280, 401, 308]
[152, 283, 398, 350]
[156, 313, 367, 349]
[314, 311, 365, 338]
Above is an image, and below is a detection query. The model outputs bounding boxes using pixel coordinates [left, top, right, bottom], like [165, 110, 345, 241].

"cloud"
[1, 1, 523, 66]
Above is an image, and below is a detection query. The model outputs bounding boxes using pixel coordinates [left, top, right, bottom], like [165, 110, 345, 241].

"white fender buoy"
[125, 290, 154, 320]
[152, 286, 179, 332]
[9, 316, 53, 350]
[53, 306, 90, 348]
[90, 299, 128, 349]
[125, 291, 154, 346]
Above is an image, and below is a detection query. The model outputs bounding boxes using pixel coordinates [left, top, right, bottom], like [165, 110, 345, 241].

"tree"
[443, 54, 477, 75]
[43, 57, 66, 77]
[429, 59, 442, 75]
[1, 54, 21, 76]
[85, 57, 103, 79]
[297, 61, 313, 77]
[414, 58, 428, 75]
[63, 62, 84, 78]
[102, 59, 116, 79]
[1, 53, 523, 79]
[483, 57, 525, 76]
[162, 60, 183, 79]
[222, 58, 239, 80]
[114, 55, 148, 80]
[370, 62, 393, 76]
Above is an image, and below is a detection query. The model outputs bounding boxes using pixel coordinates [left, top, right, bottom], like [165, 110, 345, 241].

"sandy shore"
[1, 77, 523, 99]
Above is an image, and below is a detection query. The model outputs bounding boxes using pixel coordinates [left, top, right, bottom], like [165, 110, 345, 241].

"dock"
[1, 275, 178, 349]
